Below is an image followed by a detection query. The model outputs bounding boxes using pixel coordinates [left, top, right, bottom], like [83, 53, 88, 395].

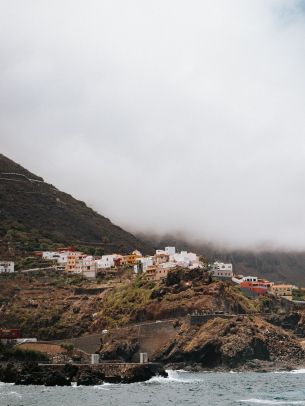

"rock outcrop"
[152, 316, 305, 370]
[0, 362, 167, 385]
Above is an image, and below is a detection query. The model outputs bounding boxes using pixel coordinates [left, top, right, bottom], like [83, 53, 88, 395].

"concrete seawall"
[135, 321, 178, 360]
[53, 319, 181, 356]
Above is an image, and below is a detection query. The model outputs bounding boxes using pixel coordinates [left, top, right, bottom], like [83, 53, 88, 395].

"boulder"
[76, 369, 104, 385]
[44, 371, 70, 386]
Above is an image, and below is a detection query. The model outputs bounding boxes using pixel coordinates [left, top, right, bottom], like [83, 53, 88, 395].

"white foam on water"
[93, 383, 112, 390]
[94, 387, 110, 390]
[146, 369, 207, 384]
[239, 399, 305, 405]
[274, 369, 305, 374]
[289, 369, 305, 374]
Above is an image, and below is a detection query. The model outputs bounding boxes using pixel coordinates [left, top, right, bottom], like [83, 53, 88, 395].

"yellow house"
[271, 284, 294, 299]
[120, 252, 142, 266]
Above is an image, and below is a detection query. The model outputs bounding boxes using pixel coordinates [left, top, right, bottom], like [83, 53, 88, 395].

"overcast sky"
[1, 1, 305, 249]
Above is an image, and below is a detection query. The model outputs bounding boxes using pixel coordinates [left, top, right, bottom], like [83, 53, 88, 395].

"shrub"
[60, 343, 75, 352]
[1, 346, 49, 362]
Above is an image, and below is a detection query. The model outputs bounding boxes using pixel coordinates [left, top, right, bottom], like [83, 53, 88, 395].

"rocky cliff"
[153, 316, 305, 370]
[2, 268, 305, 371]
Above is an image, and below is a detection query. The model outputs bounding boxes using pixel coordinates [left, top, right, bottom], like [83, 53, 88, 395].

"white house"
[242, 276, 258, 282]
[165, 247, 176, 256]
[56, 252, 70, 265]
[0, 261, 14, 273]
[153, 247, 201, 269]
[82, 257, 97, 279]
[159, 261, 176, 270]
[42, 251, 59, 261]
[42, 251, 73, 265]
[134, 256, 154, 273]
[74, 256, 97, 279]
[231, 275, 259, 284]
[210, 261, 233, 278]
[173, 251, 200, 267]
[96, 254, 116, 270]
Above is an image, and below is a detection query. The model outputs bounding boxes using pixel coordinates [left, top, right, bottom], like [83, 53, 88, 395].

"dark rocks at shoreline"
[166, 359, 305, 373]
[0, 362, 167, 386]
[152, 316, 305, 370]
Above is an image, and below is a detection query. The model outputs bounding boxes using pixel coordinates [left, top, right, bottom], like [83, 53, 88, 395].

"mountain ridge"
[0, 153, 151, 257]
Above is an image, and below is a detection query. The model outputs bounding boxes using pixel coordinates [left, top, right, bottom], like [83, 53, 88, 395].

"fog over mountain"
[1, 1, 305, 249]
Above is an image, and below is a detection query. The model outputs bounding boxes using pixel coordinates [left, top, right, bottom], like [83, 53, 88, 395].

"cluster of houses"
[0, 247, 299, 301]
[38, 247, 299, 300]
[134, 246, 202, 281]
[209, 261, 297, 300]
[206, 261, 297, 300]
[232, 275, 297, 300]
[39, 246, 201, 280]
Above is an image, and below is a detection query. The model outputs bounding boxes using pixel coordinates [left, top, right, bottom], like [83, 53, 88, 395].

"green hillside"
[0, 154, 151, 259]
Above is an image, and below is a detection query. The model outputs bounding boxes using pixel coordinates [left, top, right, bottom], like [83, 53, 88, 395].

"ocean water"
[2, 369, 305, 406]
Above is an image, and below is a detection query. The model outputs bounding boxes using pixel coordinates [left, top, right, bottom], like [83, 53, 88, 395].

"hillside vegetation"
[0, 153, 151, 259]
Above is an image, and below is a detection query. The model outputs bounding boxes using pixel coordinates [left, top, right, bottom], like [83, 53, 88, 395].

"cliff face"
[0, 153, 151, 257]
[99, 315, 305, 371]
[2, 268, 305, 370]
[96, 270, 305, 370]
[153, 316, 305, 370]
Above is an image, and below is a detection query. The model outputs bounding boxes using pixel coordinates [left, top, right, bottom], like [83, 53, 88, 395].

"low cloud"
[1, 1, 305, 249]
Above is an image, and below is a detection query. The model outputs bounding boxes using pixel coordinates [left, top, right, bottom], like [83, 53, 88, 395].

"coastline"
[2, 359, 305, 388]
[166, 360, 305, 373]
[0, 362, 167, 386]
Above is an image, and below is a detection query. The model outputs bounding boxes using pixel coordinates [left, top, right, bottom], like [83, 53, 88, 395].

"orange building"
[120, 252, 142, 266]
[65, 252, 84, 273]
[145, 265, 172, 282]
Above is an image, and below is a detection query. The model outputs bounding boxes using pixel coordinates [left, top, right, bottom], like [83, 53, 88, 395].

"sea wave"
[274, 369, 305, 374]
[289, 369, 305, 374]
[146, 369, 207, 384]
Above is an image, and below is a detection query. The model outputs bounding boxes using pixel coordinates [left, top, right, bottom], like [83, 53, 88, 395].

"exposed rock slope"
[153, 316, 305, 370]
